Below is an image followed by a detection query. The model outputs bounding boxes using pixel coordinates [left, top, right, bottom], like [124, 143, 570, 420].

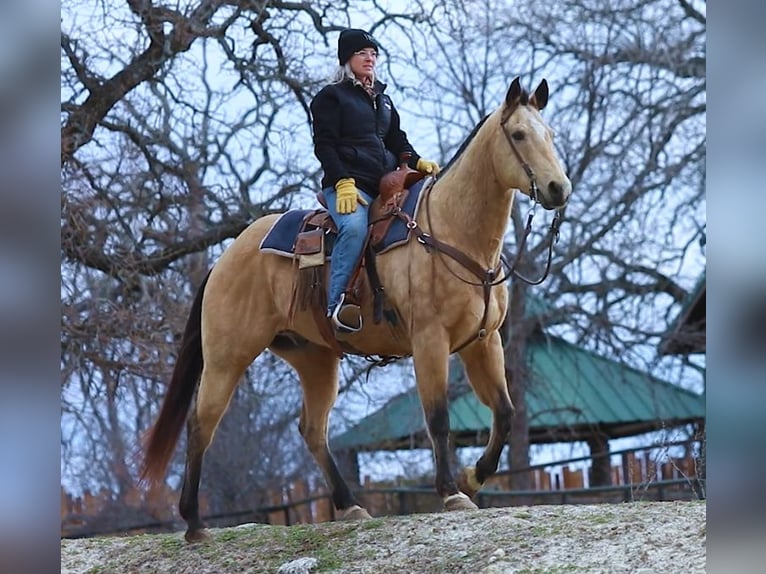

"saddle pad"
[375, 177, 427, 254]
[259, 209, 316, 257]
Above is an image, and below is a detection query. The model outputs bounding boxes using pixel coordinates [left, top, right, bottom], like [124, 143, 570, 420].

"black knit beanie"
[337, 29, 380, 65]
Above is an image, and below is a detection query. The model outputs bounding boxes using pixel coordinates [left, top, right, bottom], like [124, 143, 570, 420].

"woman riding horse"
[310, 28, 441, 332]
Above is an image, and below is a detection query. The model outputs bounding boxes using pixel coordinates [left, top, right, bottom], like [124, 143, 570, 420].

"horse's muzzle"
[543, 180, 571, 209]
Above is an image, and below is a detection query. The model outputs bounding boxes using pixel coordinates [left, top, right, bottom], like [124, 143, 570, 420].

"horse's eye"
[512, 131, 525, 141]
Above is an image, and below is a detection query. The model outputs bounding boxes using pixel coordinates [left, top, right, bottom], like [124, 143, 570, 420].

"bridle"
[499, 117, 563, 285]
[391, 110, 563, 352]
[500, 106, 540, 204]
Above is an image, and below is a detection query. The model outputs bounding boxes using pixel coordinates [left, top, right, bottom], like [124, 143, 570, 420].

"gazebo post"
[586, 431, 612, 487]
[336, 448, 361, 487]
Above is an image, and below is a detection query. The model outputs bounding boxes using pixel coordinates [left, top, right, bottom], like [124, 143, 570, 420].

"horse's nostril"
[548, 181, 564, 202]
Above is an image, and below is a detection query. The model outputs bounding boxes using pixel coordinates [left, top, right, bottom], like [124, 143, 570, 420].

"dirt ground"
[61, 501, 706, 573]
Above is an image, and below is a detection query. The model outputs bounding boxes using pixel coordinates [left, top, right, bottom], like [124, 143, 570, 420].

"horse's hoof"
[444, 492, 479, 511]
[342, 505, 373, 520]
[185, 528, 213, 543]
[457, 466, 483, 498]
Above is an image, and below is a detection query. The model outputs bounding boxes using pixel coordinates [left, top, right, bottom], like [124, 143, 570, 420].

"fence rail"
[61, 438, 704, 538]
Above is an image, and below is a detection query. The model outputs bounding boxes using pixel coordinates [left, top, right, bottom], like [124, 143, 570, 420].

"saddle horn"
[378, 153, 425, 203]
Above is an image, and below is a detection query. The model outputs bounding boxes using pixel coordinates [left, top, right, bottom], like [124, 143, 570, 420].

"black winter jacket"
[310, 78, 421, 198]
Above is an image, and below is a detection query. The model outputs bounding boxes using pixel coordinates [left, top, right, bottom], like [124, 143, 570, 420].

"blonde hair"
[330, 63, 376, 86]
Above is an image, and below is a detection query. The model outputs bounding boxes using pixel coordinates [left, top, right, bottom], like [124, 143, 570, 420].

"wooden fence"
[61, 439, 704, 537]
[239, 442, 704, 526]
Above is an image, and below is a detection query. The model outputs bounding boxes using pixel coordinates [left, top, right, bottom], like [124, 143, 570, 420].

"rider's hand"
[416, 158, 441, 175]
[335, 178, 368, 214]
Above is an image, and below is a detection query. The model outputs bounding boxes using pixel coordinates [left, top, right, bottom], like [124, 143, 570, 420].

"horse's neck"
[426, 127, 515, 266]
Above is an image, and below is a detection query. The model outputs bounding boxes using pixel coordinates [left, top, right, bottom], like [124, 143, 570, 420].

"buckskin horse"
[141, 77, 572, 542]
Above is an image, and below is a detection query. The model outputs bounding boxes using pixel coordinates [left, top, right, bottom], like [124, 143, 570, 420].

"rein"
[393, 117, 562, 352]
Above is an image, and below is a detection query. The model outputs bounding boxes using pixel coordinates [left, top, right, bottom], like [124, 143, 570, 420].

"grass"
[586, 512, 614, 524]
[62, 502, 706, 574]
[516, 567, 582, 574]
[359, 518, 386, 530]
[277, 524, 353, 571]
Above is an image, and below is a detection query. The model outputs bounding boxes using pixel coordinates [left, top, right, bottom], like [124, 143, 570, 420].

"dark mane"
[438, 113, 491, 175]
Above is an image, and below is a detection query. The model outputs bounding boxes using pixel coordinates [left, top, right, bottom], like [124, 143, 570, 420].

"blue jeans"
[323, 185, 373, 311]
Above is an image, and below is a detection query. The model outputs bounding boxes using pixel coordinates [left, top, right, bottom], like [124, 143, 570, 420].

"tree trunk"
[104, 374, 135, 498]
[503, 279, 532, 493]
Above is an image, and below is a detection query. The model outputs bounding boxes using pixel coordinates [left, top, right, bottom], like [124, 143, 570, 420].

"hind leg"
[456, 330, 514, 498]
[179, 359, 252, 542]
[272, 342, 370, 520]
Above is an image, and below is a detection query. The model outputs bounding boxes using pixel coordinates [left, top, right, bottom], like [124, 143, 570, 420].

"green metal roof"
[331, 333, 705, 451]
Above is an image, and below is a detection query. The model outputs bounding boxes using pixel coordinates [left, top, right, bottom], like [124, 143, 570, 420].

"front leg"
[457, 330, 514, 497]
[412, 331, 478, 511]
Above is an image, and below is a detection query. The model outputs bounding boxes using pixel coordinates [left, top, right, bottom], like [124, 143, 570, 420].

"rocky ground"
[61, 501, 706, 573]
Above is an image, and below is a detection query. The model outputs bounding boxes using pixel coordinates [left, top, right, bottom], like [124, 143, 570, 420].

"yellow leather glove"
[416, 158, 441, 175]
[335, 177, 368, 214]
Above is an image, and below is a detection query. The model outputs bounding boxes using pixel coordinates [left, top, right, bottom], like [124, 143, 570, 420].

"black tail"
[140, 272, 210, 487]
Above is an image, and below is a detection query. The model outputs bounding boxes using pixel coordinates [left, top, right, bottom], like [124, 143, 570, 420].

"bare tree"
[396, 0, 706, 487]
[60, 0, 437, 529]
[61, 0, 705, 529]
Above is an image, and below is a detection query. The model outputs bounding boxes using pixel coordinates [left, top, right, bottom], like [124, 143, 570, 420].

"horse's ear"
[530, 79, 549, 111]
[505, 77, 522, 108]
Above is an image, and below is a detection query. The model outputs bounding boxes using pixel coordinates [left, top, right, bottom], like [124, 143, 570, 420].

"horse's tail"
[140, 271, 210, 487]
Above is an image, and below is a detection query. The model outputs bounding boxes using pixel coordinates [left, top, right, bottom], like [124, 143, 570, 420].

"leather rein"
[391, 118, 562, 353]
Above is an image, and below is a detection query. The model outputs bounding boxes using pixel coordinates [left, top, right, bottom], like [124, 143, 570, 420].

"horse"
[141, 77, 572, 542]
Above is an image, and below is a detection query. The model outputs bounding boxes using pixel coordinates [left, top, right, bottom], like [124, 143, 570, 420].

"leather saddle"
[305, 157, 425, 250]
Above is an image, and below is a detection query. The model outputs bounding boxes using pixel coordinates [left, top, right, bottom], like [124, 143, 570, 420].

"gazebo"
[331, 331, 705, 486]
[659, 271, 706, 356]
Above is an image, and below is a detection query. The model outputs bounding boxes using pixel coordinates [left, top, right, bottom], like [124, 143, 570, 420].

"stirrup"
[329, 294, 363, 333]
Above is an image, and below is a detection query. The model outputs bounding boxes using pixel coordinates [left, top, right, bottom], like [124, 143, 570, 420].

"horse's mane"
[438, 87, 531, 177]
[438, 113, 491, 176]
